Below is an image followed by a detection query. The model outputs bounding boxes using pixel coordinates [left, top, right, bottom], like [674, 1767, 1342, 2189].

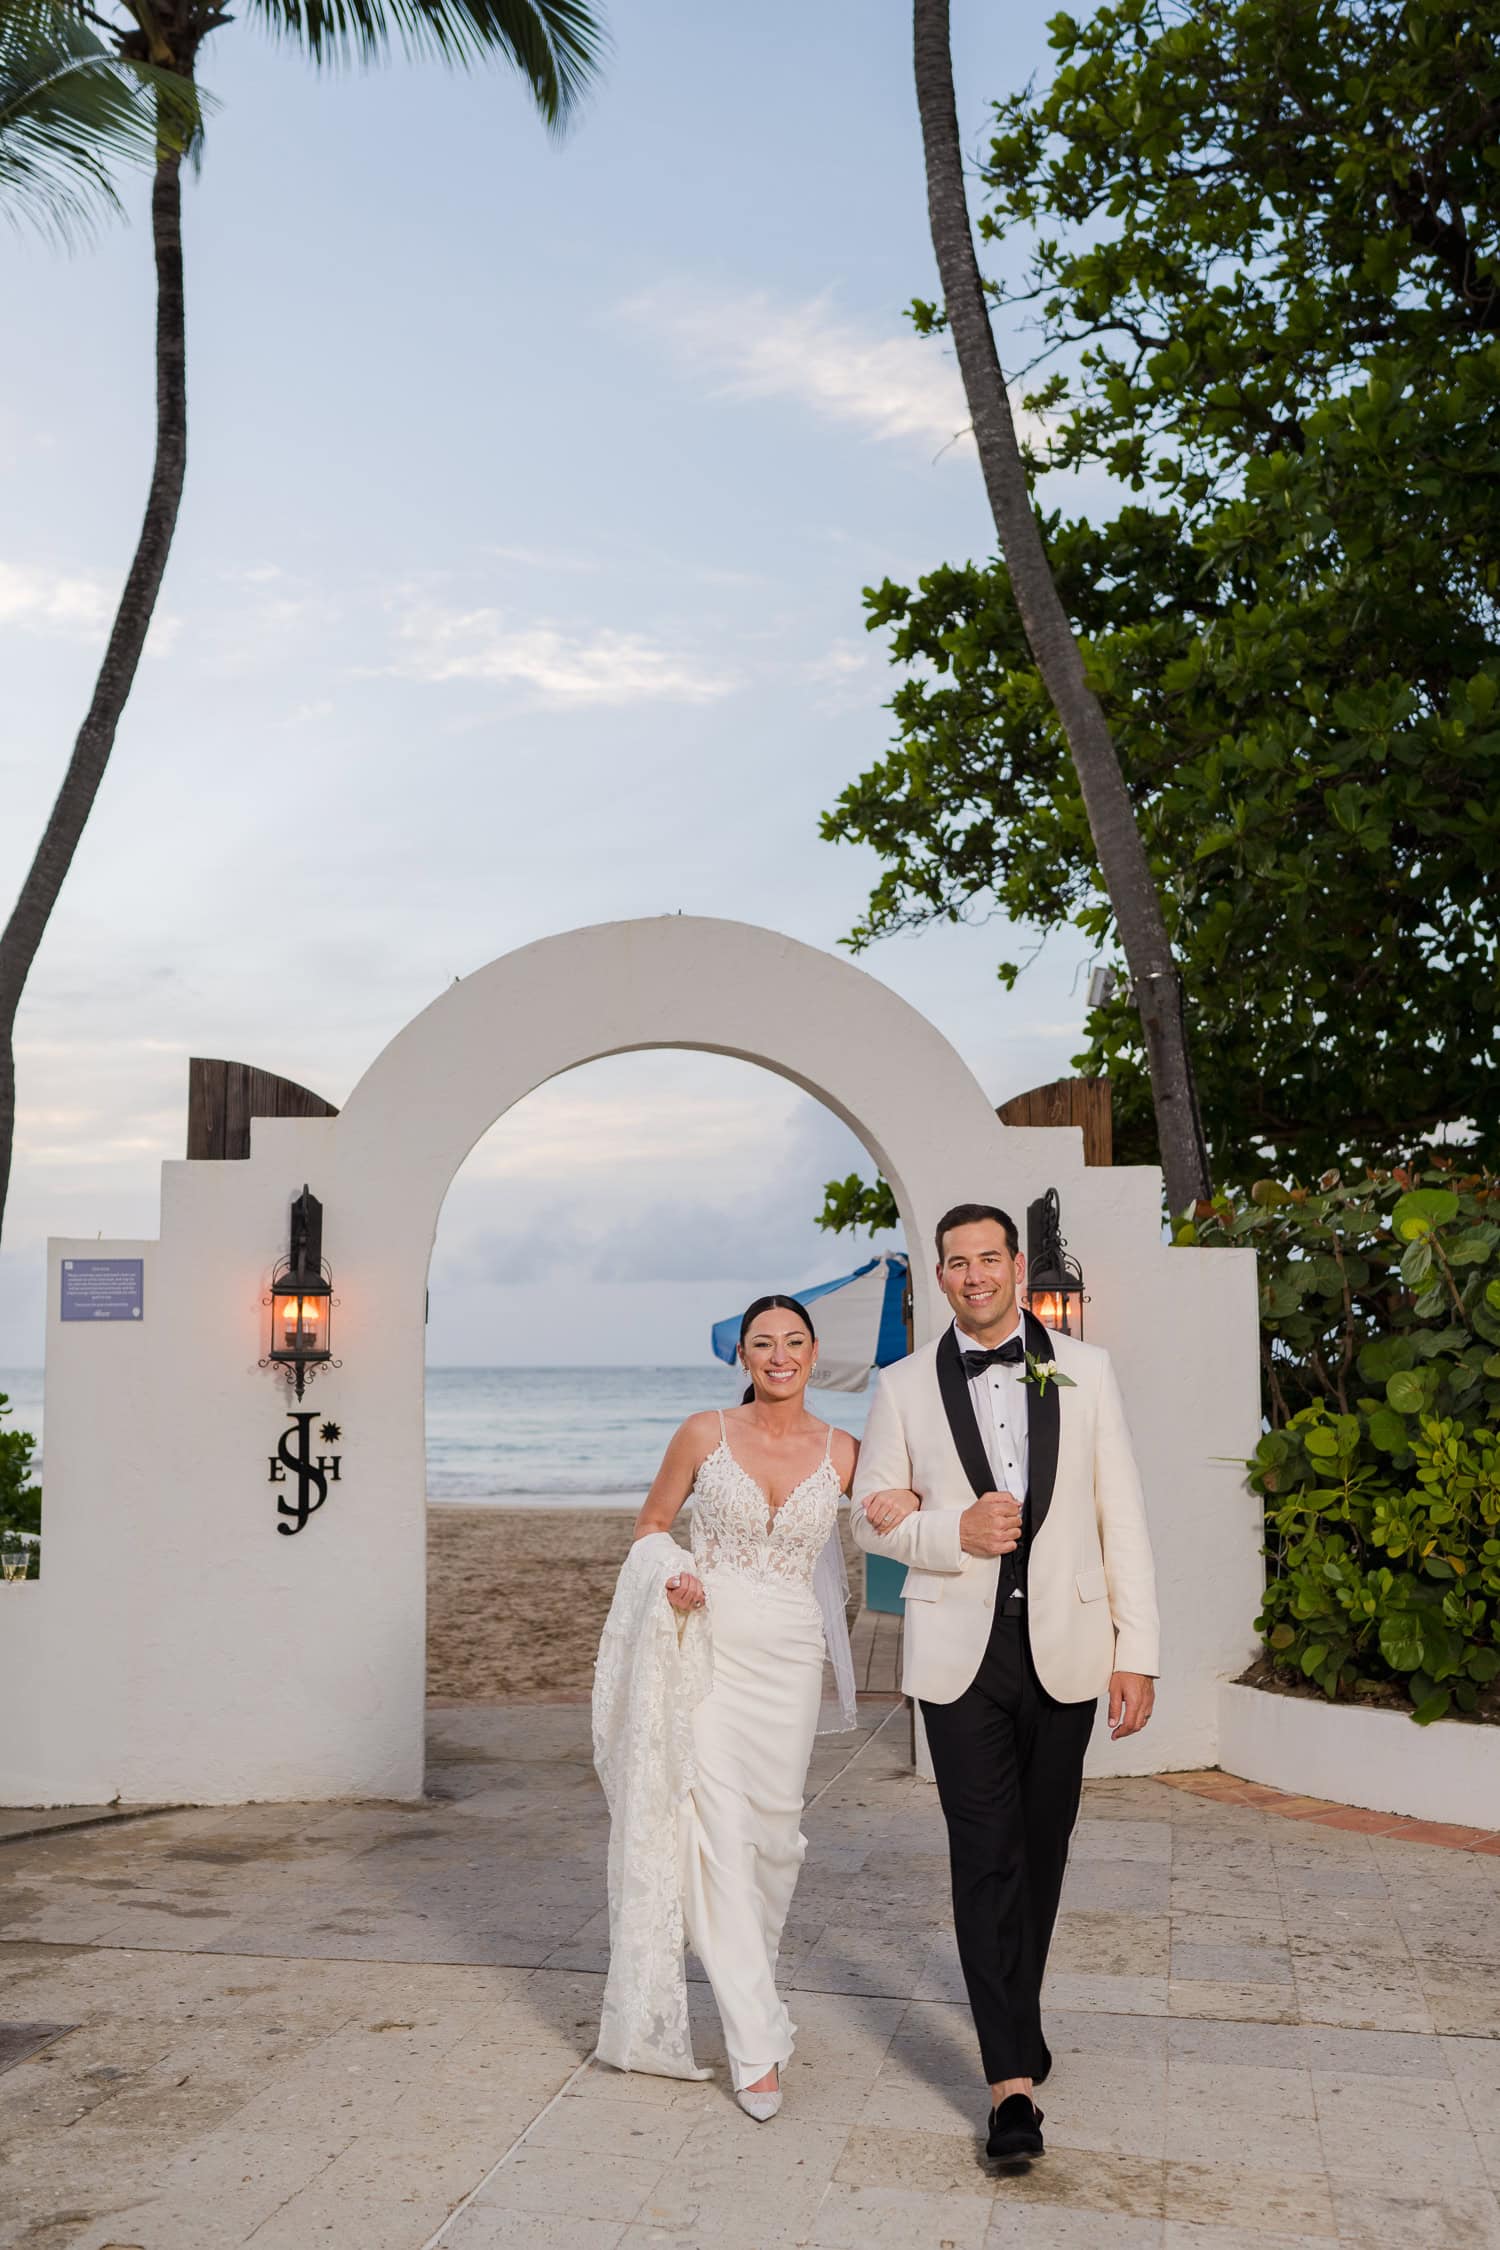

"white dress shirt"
[953, 1315, 1030, 1587]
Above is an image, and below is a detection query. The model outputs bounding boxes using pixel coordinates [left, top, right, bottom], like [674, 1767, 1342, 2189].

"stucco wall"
[1, 917, 1260, 1805]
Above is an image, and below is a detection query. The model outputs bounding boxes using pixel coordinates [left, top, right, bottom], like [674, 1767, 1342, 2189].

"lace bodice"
[689, 1414, 842, 1591]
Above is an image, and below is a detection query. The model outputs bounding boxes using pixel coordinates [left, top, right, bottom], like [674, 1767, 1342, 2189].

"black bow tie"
[960, 1338, 1026, 1378]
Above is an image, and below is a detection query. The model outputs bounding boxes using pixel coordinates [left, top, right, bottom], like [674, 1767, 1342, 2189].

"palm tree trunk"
[912, 0, 1211, 1213]
[0, 147, 187, 1242]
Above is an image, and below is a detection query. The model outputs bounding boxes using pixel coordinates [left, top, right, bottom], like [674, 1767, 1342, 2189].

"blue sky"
[0, 0, 1105, 1365]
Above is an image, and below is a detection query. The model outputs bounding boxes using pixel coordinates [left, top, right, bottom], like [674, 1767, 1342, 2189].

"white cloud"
[621, 284, 976, 451]
[0, 562, 114, 636]
[803, 634, 885, 709]
[0, 562, 179, 654]
[384, 603, 737, 708]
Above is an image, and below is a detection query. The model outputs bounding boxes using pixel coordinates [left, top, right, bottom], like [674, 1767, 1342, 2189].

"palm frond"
[245, 0, 605, 124]
[0, 0, 204, 242]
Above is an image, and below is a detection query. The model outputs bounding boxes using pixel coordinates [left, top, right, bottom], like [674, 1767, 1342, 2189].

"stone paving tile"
[833, 2120, 997, 2200]
[444, 2212, 625, 2248]
[1052, 1908, 1172, 1977]
[1037, 2047, 1168, 2160]
[3, 1721, 1498, 2249]
[1168, 1976, 1302, 2024]
[1070, 1818, 1173, 1865]
[1164, 2058, 1321, 2174]
[1171, 1941, 1293, 1983]
[1163, 2158, 1338, 2236]
[811, 2179, 993, 2245]
[986, 2211, 1168, 2248]
[1043, 1969, 1170, 2016]
[470, 2144, 665, 2226]
[1327, 2178, 1500, 2247]
[1061, 1857, 1172, 1914]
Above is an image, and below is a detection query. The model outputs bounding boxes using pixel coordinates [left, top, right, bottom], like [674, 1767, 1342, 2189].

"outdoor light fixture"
[1086, 963, 1134, 1009]
[262, 1185, 337, 1399]
[1026, 1187, 1085, 1337]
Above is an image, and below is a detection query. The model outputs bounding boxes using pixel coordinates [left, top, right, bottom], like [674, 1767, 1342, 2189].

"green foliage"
[0, 0, 203, 240]
[0, 0, 602, 243]
[240, 0, 603, 117]
[1181, 1164, 1500, 1720]
[817, 1171, 899, 1238]
[821, 0, 1500, 1179]
[0, 1390, 40, 1577]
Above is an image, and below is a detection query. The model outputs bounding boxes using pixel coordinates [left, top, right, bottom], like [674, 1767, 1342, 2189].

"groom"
[851, 1202, 1158, 2163]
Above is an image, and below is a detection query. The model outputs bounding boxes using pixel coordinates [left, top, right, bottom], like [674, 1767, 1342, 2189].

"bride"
[592, 1294, 879, 2119]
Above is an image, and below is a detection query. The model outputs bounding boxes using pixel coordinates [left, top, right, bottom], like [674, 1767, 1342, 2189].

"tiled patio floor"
[2, 1701, 1498, 2249]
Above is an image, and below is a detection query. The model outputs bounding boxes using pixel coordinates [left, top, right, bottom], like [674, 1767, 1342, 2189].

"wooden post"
[996, 1076, 1112, 1165]
[186, 1059, 338, 1161]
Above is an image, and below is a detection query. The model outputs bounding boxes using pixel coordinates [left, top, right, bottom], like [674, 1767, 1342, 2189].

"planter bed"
[1218, 1678, 1500, 1830]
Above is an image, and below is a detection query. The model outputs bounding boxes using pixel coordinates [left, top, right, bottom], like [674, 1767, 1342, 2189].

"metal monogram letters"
[268, 1414, 343, 1535]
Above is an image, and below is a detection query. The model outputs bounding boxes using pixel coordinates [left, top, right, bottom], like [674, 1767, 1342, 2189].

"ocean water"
[0, 1365, 872, 1507]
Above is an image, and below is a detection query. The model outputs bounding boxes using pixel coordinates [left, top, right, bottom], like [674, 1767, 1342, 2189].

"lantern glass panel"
[1027, 1284, 1081, 1336]
[270, 1279, 331, 1363]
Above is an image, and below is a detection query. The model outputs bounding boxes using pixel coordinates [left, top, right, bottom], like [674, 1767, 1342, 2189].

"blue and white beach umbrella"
[710, 1253, 910, 1393]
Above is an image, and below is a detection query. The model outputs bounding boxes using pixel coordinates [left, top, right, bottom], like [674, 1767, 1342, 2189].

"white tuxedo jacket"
[850, 1315, 1159, 1705]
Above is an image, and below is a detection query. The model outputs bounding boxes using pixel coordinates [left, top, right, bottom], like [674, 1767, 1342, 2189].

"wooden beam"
[186, 1059, 339, 1162]
[996, 1076, 1112, 1166]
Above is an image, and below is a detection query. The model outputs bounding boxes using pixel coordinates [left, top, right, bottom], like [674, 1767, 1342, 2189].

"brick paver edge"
[1156, 1767, 1499, 1852]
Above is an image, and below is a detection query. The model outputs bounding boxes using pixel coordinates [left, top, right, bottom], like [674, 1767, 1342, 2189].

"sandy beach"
[426, 1503, 868, 1702]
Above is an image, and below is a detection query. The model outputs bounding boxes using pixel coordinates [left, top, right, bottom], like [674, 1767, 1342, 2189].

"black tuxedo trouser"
[920, 1612, 1096, 2084]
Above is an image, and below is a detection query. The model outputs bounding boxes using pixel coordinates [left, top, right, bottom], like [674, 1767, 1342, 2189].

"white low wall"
[1219, 1680, 1500, 1830]
[0, 918, 1263, 1807]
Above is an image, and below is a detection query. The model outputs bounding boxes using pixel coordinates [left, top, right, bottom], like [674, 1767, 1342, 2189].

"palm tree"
[0, 0, 199, 240]
[0, 0, 604, 1239]
[911, 0, 1211, 1214]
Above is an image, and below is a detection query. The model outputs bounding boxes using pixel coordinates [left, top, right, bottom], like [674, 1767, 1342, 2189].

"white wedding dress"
[592, 1415, 853, 2089]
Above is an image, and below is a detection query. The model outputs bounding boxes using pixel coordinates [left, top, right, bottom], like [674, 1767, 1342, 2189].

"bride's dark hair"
[738, 1294, 817, 1405]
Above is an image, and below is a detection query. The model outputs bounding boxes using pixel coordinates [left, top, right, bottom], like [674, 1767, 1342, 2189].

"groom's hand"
[1108, 1672, 1155, 1739]
[960, 1491, 1022, 1557]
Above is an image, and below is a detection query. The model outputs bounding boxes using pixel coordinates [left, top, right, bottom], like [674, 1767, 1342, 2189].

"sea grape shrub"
[0, 1391, 40, 1577]
[1177, 1168, 1500, 1722]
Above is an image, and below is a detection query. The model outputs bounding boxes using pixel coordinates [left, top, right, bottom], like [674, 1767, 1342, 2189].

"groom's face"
[937, 1219, 1024, 1338]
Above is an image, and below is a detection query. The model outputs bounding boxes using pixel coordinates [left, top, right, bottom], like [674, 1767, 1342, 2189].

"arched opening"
[419, 1047, 905, 1725]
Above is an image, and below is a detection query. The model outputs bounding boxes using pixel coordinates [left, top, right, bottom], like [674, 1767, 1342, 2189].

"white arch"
[332, 916, 1016, 1339]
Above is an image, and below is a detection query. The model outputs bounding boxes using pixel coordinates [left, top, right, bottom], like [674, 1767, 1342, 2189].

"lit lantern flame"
[1027, 1288, 1073, 1334]
[277, 1292, 323, 1344]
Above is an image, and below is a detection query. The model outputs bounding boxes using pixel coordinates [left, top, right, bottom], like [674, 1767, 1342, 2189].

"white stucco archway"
[3, 918, 1261, 1807]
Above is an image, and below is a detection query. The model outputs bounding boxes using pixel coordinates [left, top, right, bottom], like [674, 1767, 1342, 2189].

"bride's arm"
[633, 1413, 713, 1612]
[836, 1432, 919, 1536]
[632, 1413, 713, 1539]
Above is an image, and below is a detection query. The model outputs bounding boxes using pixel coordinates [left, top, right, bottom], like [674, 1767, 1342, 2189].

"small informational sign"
[60, 1257, 144, 1323]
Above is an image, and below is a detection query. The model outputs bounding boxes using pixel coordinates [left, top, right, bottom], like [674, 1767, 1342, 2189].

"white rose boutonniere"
[1024, 1352, 1076, 1394]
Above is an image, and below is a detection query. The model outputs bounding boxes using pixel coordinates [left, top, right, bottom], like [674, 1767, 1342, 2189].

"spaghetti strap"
[717, 1409, 728, 1444]
[822, 1421, 834, 1461]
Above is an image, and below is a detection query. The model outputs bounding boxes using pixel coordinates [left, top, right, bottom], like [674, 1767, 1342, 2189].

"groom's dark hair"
[934, 1202, 1019, 1260]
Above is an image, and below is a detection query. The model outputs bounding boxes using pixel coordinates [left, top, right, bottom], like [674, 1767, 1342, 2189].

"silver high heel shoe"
[735, 2074, 782, 2121]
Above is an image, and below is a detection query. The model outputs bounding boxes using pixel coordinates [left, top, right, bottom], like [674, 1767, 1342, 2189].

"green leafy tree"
[1181, 1167, 1500, 1722]
[0, 0, 605, 1242]
[824, 0, 1500, 1183]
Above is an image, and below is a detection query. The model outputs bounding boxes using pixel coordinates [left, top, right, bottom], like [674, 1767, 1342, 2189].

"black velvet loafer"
[986, 2093, 1045, 2163]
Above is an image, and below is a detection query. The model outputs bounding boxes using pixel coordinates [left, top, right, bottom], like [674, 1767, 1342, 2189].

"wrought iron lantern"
[262, 1186, 337, 1398]
[1025, 1187, 1086, 1336]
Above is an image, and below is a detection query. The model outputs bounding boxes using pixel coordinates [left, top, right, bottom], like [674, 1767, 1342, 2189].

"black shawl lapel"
[935, 1326, 994, 1501]
[1023, 1308, 1060, 1535]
